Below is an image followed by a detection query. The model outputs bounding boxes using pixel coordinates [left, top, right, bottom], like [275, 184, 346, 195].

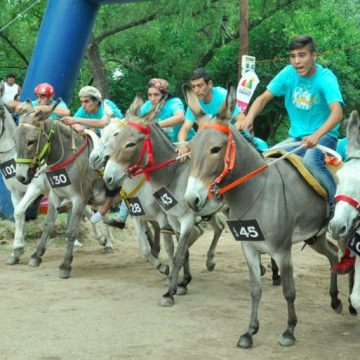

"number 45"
[239, 226, 259, 238]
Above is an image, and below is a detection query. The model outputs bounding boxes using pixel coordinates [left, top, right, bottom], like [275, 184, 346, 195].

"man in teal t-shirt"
[240, 35, 344, 204]
[61, 86, 123, 135]
[177, 68, 243, 161]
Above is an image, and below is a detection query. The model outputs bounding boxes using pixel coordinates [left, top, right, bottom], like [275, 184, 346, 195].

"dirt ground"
[0, 216, 359, 360]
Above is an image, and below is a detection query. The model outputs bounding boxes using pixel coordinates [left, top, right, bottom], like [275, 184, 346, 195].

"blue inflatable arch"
[21, 0, 144, 103]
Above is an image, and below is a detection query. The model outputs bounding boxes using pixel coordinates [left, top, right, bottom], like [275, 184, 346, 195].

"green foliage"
[1, 0, 359, 142]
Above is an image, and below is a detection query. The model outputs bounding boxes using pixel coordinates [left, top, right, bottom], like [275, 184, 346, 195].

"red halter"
[198, 123, 236, 199]
[48, 135, 89, 171]
[335, 194, 360, 211]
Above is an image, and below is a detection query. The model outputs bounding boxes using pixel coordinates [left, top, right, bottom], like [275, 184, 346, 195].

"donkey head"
[329, 110, 360, 240]
[184, 83, 236, 212]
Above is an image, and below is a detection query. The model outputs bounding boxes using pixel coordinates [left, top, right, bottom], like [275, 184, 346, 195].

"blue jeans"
[272, 135, 337, 203]
[117, 201, 129, 222]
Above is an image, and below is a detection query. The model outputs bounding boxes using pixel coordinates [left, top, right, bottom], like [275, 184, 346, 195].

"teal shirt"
[185, 86, 241, 124]
[74, 99, 123, 134]
[140, 97, 194, 143]
[336, 137, 348, 161]
[267, 64, 344, 139]
[31, 99, 68, 119]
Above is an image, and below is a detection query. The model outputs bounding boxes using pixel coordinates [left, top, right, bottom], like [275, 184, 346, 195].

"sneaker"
[160, 224, 175, 235]
[104, 218, 125, 229]
[90, 211, 103, 224]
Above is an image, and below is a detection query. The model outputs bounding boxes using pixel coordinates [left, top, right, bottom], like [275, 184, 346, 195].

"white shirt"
[1, 83, 19, 104]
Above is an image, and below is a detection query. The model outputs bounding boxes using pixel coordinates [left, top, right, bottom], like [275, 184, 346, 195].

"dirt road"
[0, 218, 358, 360]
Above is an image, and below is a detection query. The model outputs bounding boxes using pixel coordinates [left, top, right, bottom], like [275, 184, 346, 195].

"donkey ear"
[142, 94, 167, 125]
[347, 110, 360, 151]
[216, 82, 236, 125]
[182, 84, 207, 125]
[126, 95, 144, 117]
[21, 99, 35, 114]
[34, 98, 61, 123]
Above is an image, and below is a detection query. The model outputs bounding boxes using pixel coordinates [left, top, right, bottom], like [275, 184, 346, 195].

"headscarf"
[147, 78, 169, 92]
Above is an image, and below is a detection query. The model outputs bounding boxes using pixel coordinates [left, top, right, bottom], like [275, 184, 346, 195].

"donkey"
[89, 118, 175, 275]
[103, 96, 225, 306]
[329, 110, 360, 311]
[0, 96, 112, 265]
[183, 84, 341, 348]
[14, 100, 112, 278]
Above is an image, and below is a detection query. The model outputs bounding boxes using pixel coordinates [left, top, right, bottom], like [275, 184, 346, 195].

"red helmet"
[34, 83, 55, 98]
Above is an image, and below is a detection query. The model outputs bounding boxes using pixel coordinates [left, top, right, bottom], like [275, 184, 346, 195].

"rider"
[61, 86, 123, 224]
[16, 83, 70, 119]
[177, 68, 243, 160]
[61, 85, 122, 135]
[104, 78, 189, 232]
[331, 137, 355, 274]
[239, 35, 344, 211]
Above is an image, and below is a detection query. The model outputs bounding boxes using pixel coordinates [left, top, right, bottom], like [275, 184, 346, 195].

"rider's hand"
[177, 143, 191, 163]
[302, 134, 320, 149]
[61, 116, 75, 125]
[35, 105, 51, 113]
[71, 123, 85, 136]
[237, 115, 254, 132]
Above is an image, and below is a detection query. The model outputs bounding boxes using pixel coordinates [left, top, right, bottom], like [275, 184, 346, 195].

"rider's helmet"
[34, 83, 55, 99]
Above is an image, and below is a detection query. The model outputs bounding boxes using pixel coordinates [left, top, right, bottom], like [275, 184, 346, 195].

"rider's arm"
[158, 111, 184, 128]
[238, 90, 274, 131]
[61, 116, 109, 129]
[302, 102, 343, 148]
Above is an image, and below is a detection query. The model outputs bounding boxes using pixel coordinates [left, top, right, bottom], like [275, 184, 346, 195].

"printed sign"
[236, 70, 260, 113]
[0, 158, 16, 179]
[226, 219, 265, 241]
[46, 168, 71, 188]
[153, 186, 178, 211]
[347, 229, 360, 256]
[126, 196, 145, 216]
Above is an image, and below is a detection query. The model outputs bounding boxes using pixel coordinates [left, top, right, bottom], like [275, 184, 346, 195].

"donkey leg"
[176, 224, 203, 295]
[274, 251, 297, 347]
[28, 192, 59, 267]
[238, 244, 261, 349]
[133, 218, 169, 275]
[6, 190, 28, 265]
[205, 214, 225, 272]
[160, 216, 194, 307]
[148, 221, 161, 258]
[350, 256, 360, 312]
[309, 235, 342, 313]
[348, 269, 357, 315]
[59, 200, 84, 279]
[83, 205, 113, 252]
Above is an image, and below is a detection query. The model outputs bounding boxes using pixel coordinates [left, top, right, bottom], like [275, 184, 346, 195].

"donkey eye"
[125, 142, 136, 148]
[210, 146, 222, 154]
[113, 131, 119, 137]
[27, 140, 36, 146]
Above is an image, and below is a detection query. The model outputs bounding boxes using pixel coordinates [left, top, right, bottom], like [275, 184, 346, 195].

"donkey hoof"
[28, 257, 42, 267]
[104, 246, 113, 254]
[6, 256, 20, 265]
[349, 304, 358, 316]
[206, 261, 216, 272]
[237, 333, 253, 349]
[176, 285, 188, 296]
[279, 331, 296, 347]
[160, 294, 175, 307]
[59, 268, 71, 279]
[332, 299, 343, 314]
[272, 277, 281, 286]
[158, 264, 170, 276]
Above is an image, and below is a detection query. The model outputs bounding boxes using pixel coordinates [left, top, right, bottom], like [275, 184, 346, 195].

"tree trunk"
[86, 41, 109, 99]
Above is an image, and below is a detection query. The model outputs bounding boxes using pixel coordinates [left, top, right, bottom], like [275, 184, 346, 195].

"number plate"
[0, 159, 16, 179]
[153, 186, 178, 211]
[126, 197, 145, 216]
[226, 219, 265, 241]
[347, 229, 360, 256]
[46, 168, 72, 188]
